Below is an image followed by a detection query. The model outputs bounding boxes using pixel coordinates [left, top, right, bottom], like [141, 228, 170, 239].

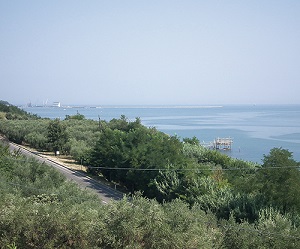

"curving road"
[3, 138, 124, 204]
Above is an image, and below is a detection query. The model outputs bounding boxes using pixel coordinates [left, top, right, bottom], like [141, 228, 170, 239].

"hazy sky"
[1, 1, 300, 105]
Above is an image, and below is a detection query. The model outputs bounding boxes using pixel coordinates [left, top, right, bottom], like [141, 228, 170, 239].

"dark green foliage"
[2, 100, 300, 245]
[0, 120, 28, 144]
[88, 120, 187, 197]
[0, 153, 65, 198]
[108, 115, 142, 132]
[220, 208, 300, 249]
[0, 145, 223, 248]
[99, 196, 222, 248]
[24, 131, 48, 150]
[255, 148, 300, 213]
[154, 169, 182, 201]
[183, 136, 200, 145]
[65, 112, 85, 120]
[0, 100, 39, 120]
[1, 143, 300, 248]
[0, 144, 102, 248]
[47, 119, 69, 154]
[0, 119, 49, 146]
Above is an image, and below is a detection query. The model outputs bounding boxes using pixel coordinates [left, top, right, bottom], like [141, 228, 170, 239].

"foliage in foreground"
[1, 101, 300, 247]
[0, 101, 39, 120]
[0, 143, 220, 248]
[1, 103, 300, 223]
[1, 143, 300, 248]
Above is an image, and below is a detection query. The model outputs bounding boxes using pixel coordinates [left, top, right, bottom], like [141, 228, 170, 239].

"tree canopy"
[47, 119, 68, 154]
[1, 142, 300, 248]
[1, 100, 300, 248]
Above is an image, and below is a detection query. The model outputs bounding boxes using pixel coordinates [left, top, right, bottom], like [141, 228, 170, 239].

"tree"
[256, 148, 300, 213]
[183, 136, 200, 145]
[47, 119, 68, 154]
[65, 111, 85, 120]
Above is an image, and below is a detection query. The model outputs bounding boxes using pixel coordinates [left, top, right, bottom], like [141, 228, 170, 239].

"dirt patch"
[40, 151, 86, 171]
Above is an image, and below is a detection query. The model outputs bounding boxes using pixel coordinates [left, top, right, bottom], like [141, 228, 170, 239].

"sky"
[1, 1, 300, 106]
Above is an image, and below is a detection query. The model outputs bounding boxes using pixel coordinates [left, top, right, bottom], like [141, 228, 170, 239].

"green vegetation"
[0, 101, 39, 120]
[47, 118, 69, 154]
[1, 143, 300, 248]
[1, 100, 300, 248]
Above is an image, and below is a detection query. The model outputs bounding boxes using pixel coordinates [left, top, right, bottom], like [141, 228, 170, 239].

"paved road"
[4, 139, 124, 204]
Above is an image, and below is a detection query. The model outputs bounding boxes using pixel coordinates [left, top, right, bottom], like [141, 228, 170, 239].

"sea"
[22, 105, 300, 164]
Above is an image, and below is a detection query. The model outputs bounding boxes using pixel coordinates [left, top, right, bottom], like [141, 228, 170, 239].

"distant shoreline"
[20, 103, 300, 109]
[22, 105, 224, 109]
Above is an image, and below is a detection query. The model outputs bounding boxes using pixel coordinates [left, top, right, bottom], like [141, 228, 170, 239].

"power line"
[86, 166, 251, 171]
[3, 142, 300, 241]
[3, 139, 300, 172]
[2, 156, 299, 172]
[86, 165, 300, 171]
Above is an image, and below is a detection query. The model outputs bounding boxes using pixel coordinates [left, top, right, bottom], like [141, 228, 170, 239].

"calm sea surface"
[22, 105, 300, 164]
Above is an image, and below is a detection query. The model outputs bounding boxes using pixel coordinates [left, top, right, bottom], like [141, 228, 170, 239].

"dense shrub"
[2, 101, 300, 246]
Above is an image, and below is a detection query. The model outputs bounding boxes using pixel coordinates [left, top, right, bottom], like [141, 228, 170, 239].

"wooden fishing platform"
[213, 137, 233, 150]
